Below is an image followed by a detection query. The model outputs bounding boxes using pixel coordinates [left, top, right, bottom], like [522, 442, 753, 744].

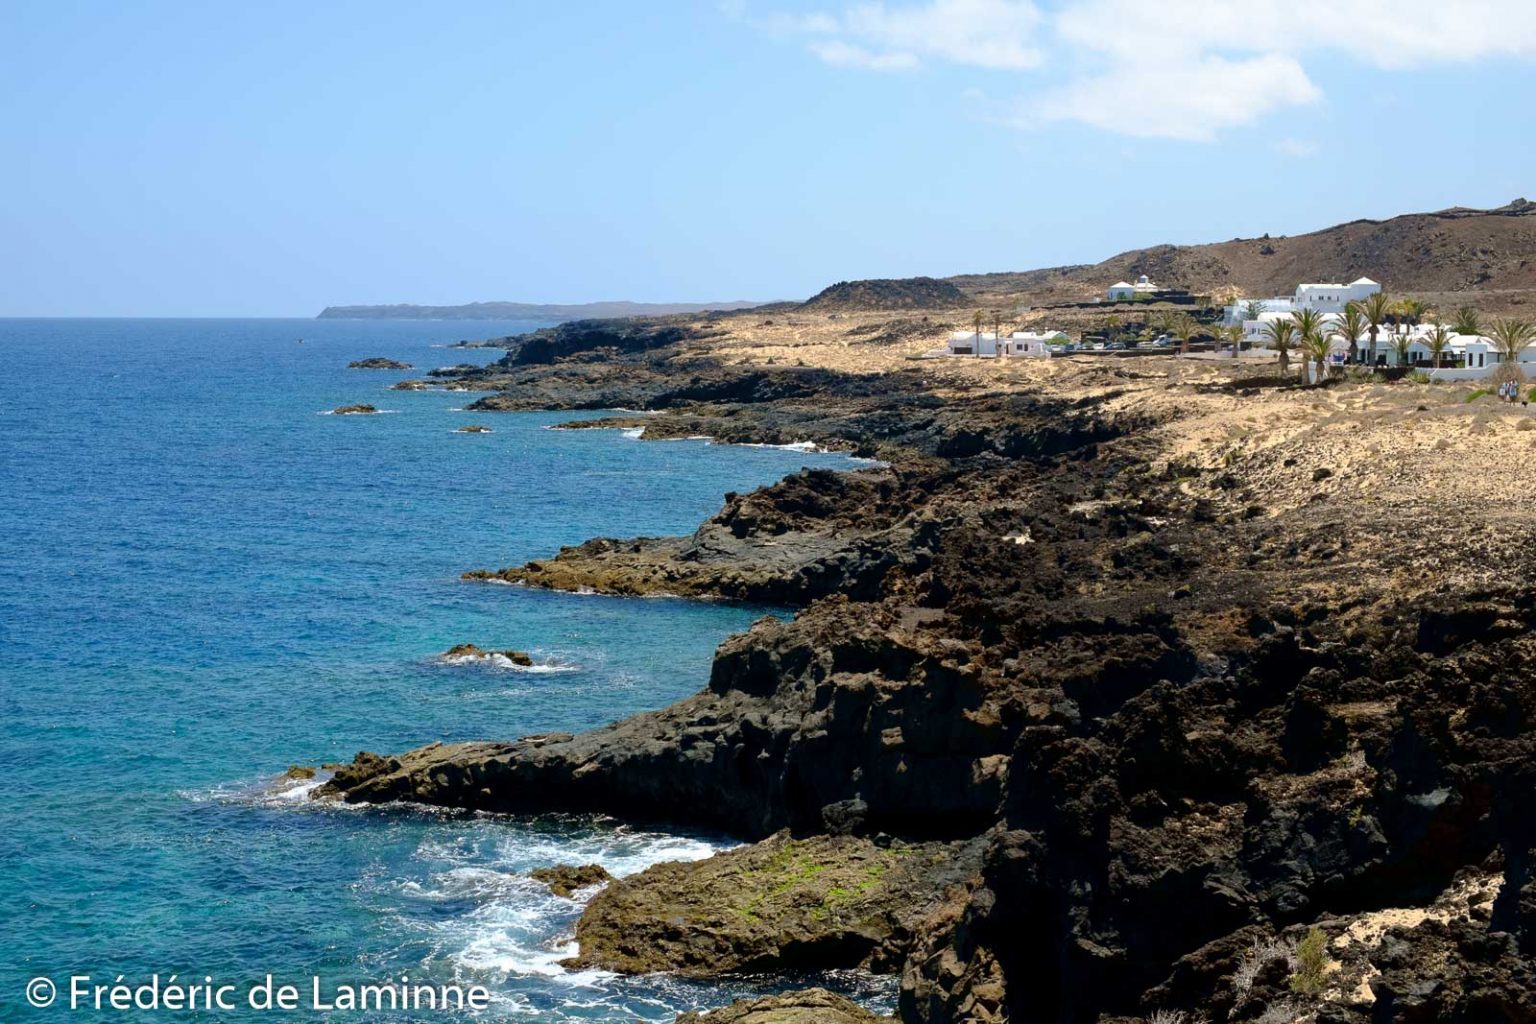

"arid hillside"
[940, 199, 1536, 312]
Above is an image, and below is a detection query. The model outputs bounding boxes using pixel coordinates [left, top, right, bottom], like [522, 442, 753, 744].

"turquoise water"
[0, 319, 890, 1021]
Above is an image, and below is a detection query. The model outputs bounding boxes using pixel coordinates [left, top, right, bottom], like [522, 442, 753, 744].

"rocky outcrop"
[438, 643, 532, 666]
[673, 989, 890, 1024]
[330, 404, 378, 415]
[802, 278, 968, 312]
[347, 357, 412, 369]
[529, 863, 612, 898]
[465, 467, 919, 603]
[454, 424, 492, 433]
[566, 832, 983, 976]
[315, 335, 1536, 1023]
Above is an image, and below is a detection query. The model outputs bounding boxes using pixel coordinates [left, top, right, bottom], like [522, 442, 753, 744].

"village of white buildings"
[933, 272, 1536, 386]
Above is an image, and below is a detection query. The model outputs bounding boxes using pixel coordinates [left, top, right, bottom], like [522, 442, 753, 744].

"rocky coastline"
[313, 317, 1536, 1023]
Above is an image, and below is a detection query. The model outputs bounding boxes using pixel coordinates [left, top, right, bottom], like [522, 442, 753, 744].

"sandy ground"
[691, 308, 1536, 594]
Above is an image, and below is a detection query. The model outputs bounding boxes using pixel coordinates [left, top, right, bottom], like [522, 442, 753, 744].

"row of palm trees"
[1250, 294, 1536, 383]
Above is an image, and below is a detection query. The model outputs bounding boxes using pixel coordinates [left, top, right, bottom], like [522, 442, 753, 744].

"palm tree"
[972, 310, 984, 347]
[1225, 323, 1245, 360]
[1394, 297, 1429, 332]
[1422, 324, 1452, 370]
[1357, 291, 1393, 368]
[1264, 318, 1298, 379]
[1301, 329, 1333, 384]
[1453, 305, 1482, 337]
[1292, 308, 1327, 383]
[1172, 314, 1198, 354]
[1333, 304, 1367, 365]
[1242, 299, 1265, 323]
[1488, 317, 1536, 380]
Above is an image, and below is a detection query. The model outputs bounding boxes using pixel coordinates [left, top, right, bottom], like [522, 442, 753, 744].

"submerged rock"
[283, 765, 316, 780]
[455, 424, 492, 433]
[673, 989, 889, 1024]
[439, 643, 532, 666]
[347, 357, 412, 370]
[391, 380, 429, 391]
[330, 404, 378, 415]
[529, 863, 612, 898]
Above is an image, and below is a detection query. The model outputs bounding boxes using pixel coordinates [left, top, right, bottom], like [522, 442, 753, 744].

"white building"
[1263, 324, 1518, 379]
[1224, 277, 1381, 327]
[1006, 331, 1067, 356]
[1108, 274, 1159, 302]
[947, 330, 998, 356]
[943, 330, 1067, 358]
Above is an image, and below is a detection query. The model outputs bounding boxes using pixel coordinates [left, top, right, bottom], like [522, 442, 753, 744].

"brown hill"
[949, 198, 1536, 309]
[802, 277, 968, 311]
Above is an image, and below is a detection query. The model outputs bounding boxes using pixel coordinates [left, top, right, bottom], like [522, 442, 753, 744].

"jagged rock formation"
[316, 350, 1536, 1023]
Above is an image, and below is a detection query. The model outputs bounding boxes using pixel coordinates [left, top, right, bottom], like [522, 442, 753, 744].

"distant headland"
[316, 300, 764, 321]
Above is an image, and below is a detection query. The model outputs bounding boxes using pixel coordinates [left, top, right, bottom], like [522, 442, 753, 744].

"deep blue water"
[0, 319, 890, 1021]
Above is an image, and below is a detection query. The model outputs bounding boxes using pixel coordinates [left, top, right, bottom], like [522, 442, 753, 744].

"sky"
[2, 0, 1534, 317]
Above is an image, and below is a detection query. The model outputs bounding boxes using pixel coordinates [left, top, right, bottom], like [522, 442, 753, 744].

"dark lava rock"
[455, 424, 492, 433]
[439, 643, 532, 666]
[529, 863, 612, 898]
[347, 357, 412, 370]
[330, 404, 378, 415]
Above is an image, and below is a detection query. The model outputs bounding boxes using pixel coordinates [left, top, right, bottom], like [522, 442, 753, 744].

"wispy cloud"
[738, 0, 1536, 140]
[1274, 137, 1320, 159]
[1026, 54, 1321, 142]
[758, 0, 1044, 72]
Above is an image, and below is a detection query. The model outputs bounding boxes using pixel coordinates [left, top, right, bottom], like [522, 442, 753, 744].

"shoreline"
[312, 314, 1536, 1023]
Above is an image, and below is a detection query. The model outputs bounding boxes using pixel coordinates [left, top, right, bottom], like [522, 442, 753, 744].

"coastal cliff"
[317, 316, 1536, 1023]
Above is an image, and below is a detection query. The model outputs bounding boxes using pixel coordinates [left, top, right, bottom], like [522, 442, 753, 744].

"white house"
[1267, 324, 1520, 380]
[1108, 274, 1159, 302]
[948, 331, 999, 356]
[943, 330, 1068, 358]
[1225, 277, 1381, 327]
[1006, 331, 1067, 357]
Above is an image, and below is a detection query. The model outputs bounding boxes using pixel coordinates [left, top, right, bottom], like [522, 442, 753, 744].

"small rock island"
[329, 404, 379, 415]
[347, 357, 413, 370]
[439, 643, 532, 666]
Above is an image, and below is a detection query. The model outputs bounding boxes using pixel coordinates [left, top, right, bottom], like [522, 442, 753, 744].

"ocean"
[0, 319, 893, 1021]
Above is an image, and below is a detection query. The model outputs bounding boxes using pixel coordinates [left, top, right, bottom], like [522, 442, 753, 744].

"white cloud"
[1027, 54, 1321, 142]
[1275, 137, 1320, 159]
[1055, 0, 1536, 68]
[743, 0, 1536, 139]
[809, 39, 922, 70]
[771, 0, 1044, 72]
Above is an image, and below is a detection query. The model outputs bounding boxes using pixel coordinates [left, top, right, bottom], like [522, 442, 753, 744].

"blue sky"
[2, 0, 1533, 316]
